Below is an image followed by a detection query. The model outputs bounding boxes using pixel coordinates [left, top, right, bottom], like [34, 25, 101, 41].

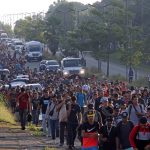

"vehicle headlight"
[63, 71, 69, 75]
[28, 53, 32, 57]
[80, 69, 85, 75]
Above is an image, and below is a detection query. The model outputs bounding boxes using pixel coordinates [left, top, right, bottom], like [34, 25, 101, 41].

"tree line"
[12, 0, 150, 69]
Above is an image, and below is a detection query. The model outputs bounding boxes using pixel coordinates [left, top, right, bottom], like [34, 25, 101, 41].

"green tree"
[14, 14, 45, 42]
[0, 22, 13, 36]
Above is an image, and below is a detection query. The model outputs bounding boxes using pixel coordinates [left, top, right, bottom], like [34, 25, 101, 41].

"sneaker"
[72, 146, 76, 150]
[21, 127, 25, 130]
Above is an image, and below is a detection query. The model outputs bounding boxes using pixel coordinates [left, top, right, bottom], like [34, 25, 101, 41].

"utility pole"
[124, 0, 129, 80]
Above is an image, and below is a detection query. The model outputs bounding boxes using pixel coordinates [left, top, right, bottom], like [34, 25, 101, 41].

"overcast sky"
[0, 0, 98, 15]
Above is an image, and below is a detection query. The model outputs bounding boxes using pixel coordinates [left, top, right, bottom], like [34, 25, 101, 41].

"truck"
[61, 57, 86, 76]
[25, 41, 43, 62]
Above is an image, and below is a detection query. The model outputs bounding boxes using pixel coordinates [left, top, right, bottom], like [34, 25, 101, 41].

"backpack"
[128, 104, 143, 120]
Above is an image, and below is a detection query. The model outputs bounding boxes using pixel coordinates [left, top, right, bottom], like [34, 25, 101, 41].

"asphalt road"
[14, 49, 148, 79]
[26, 61, 40, 70]
[84, 54, 148, 79]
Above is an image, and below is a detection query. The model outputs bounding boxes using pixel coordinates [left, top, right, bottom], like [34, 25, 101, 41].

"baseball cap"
[87, 103, 94, 110]
[121, 112, 128, 118]
[87, 110, 95, 117]
[101, 97, 108, 103]
[114, 104, 120, 110]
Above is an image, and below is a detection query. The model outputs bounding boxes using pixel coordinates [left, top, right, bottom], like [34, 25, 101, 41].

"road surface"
[26, 54, 148, 80]
[84, 54, 148, 79]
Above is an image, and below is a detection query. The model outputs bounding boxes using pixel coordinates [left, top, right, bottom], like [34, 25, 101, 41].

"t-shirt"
[95, 97, 102, 111]
[32, 99, 40, 110]
[100, 125, 117, 150]
[76, 93, 86, 107]
[81, 122, 100, 148]
[40, 97, 50, 114]
[18, 93, 29, 110]
[127, 104, 145, 125]
[67, 103, 81, 124]
[10, 93, 16, 102]
[99, 106, 113, 124]
[116, 121, 134, 149]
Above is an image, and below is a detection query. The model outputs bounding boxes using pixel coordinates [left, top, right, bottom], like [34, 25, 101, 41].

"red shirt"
[129, 124, 150, 148]
[18, 93, 29, 110]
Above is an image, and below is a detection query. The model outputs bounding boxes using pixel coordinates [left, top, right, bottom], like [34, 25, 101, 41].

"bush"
[85, 67, 104, 79]
[131, 77, 149, 87]
[109, 74, 127, 81]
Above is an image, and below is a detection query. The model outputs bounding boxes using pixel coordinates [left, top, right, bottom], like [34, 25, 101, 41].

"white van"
[25, 41, 43, 62]
[61, 57, 85, 76]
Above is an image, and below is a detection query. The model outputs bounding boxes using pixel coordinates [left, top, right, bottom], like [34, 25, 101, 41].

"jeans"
[32, 109, 39, 125]
[47, 116, 51, 137]
[67, 123, 78, 146]
[81, 107, 84, 114]
[50, 119, 59, 139]
[19, 109, 27, 128]
[42, 114, 47, 132]
[59, 122, 68, 144]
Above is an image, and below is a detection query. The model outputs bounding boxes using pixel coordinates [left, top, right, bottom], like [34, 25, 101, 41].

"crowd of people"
[0, 50, 150, 150]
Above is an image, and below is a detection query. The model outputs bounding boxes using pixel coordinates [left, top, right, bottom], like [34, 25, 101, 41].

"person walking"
[56, 94, 68, 147]
[129, 117, 150, 150]
[17, 87, 31, 130]
[39, 90, 51, 133]
[81, 110, 100, 150]
[76, 88, 86, 114]
[31, 92, 40, 126]
[100, 116, 117, 150]
[127, 95, 145, 125]
[128, 67, 134, 83]
[46, 94, 59, 139]
[67, 96, 82, 150]
[116, 112, 134, 150]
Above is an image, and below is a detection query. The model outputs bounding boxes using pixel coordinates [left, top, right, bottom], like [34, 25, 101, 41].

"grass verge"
[28, 124, 44, 136]
[0, 94, 16, 125]
[85, 67, 104, 79]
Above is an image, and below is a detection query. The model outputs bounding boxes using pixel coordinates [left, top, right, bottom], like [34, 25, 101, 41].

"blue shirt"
[76, 93, 86, 107]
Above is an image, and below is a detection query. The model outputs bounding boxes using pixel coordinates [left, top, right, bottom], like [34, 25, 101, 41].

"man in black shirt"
[94, 90, 104, 111]
[31, 92, 40, 126]
[100, 117, 117, 150]
[116, 112, 134, 150]
[40, 90, 51, 133]
[67, 96, 82, 150]
[99, 97, 113, 125]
